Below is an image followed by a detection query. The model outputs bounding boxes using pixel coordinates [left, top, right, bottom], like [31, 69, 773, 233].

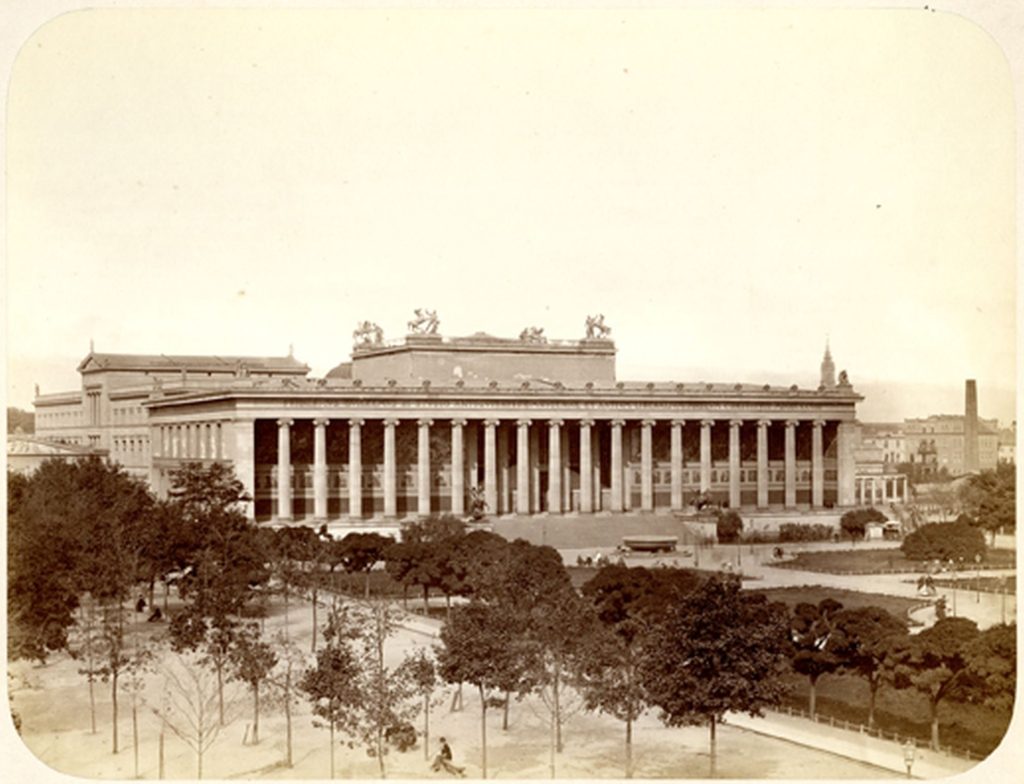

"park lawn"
[746, 585, 923, 621]
[774, 547, 1016, 574]
[781, 671, 1012, 760]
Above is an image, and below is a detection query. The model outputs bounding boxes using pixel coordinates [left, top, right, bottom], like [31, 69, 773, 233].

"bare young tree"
[67, 592, 103, 735]
[154, 651, 241, 780]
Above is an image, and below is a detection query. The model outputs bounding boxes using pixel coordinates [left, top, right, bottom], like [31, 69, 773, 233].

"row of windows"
[38, 410, 82, 425]
[113, 436, 150, 454]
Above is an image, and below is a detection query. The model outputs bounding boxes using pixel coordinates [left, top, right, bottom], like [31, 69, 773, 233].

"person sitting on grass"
[431, 737, 465, 777]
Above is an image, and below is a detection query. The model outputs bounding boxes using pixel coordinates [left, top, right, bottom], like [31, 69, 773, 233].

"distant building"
[903, 415, 999, 475]
[998, 422, 1016, 464]
[6, 434, 98, 475]
[853, 424, 909, 506]
[859, 423, 906, 465]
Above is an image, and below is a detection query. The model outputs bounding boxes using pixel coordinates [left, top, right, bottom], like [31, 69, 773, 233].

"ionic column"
[812, 420, 825, 508]
[670, 420, 684, 510]
[784, 420, 797, 509]
[548, 420, 563, 513]
[757, 419, 770, 508]
[561, 426, 571, 511]
[579, 420, 594, 514]
[214, 422, 223, 460]
[857, 477, 863, 506]
[484, 419, 499, 514]
[903, 476, 910, 504]
[530, 425, 541, 512]
[451, 419, 466, 517]
[610, 419, 625, 512]
[700, 420, 713, 493]
[197, 423, 207, 460]
[313, 418, 329, 521]
[592, 424, 602, 511]
[516, 419, 530, 515]
[836, 421, 856, 507]
[349, 419, 363, 519]
[383, 418, 398, 518]
[466, 423, 479, 494]
[729, 419, 742, 509]
[640, 420, 654, 512]
[276, 418, 294, 522]
[497, 424, 510, 514]
[418, 418, 432, 517]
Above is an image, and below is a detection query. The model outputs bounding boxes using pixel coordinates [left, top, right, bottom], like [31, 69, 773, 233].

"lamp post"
[999, 574, 1007, 624]
[903, 741, 916, 779]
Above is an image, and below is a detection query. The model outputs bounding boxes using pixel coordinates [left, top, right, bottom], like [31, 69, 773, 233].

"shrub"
[385, 722, 417, 752]
[900, 522, 986, 562]
[779, 523, 835, 543]
[716, 510, 744, 543]
[840, 508, 887, 540]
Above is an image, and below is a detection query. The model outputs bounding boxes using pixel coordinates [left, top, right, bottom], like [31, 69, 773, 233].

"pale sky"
[3, 5, 1018, 423]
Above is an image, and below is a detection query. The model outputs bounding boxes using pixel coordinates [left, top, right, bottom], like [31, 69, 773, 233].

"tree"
[337, 532, 395, 598]
[901, 522, 986, 562]
[229, 623, 278, 744]
[961, 623, 1016, 712]
[788, 598, 844, 718]
[269, 630, 307, 768]
[829, 606, 907, 728]
[399, 648, 440, 761]
[884, 616, 979, 750]
[67, 593, 104, 735]
[386, 516, 467, 614]
[7, 406, 35, 434]
[119, 631, 155, 778]
[640, 575, 790, 777]
[715, 509, 743, 543]
[300, 603, 364, 779]
[155, 652, 238, 780]
[437, 602, 517, 779]
[840, 508, 887, 540]
[579, 566, 701, 778]
[959, 463, 1016, 543]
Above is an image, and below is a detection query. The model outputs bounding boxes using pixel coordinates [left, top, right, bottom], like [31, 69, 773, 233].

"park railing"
[775, 704, 982, 762]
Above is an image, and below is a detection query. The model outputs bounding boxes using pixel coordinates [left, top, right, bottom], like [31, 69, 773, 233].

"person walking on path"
[431, 737, 466, 777]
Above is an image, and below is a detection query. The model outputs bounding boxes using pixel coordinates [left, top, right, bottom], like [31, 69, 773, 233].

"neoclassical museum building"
[33, 315, 862, 524]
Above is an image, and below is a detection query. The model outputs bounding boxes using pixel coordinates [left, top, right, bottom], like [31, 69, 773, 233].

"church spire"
[820, 338, 836, 389]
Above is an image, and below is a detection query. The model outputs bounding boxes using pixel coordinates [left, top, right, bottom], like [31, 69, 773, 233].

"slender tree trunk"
[216, 664, 225, 726]
[423, 693, 430, 760]
[808, 677, 817, 718]
[88, 675, 97, 734]
[377, 726, 386, 778]
[330, 721, 335, 779]
[422, 584, 430, 615]
[148, 577, 156, 611]
[285, 667, 293, 767]
[253, 683, 260, 744]
[112, 671, 120, 754]
[709, 715, 717, 778]
[158, 724, 165, 778]
[549, 693, 556, 779]
[625, 714, 633, 779]
[402, 585, 408, 611]
[868, 679, 878, 729]
[503, 690, 510, 730]
[479, 684, 488, 779]
[930, 700, 940, 751]
[198, 742, 203, 780]
[365, 570, 371, 599]
[163, 580, 169, 613]
[311, 587, 319, 653]
[132, 701, 139, 778]
[554, 663, 563, 753]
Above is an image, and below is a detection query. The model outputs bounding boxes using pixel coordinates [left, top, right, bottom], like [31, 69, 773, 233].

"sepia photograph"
[3, 1, 1019, 782]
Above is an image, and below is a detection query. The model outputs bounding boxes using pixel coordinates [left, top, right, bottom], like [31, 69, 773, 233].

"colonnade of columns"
[856, 474, 911, 506]
[268, 415, 843, 522]
[154, 421, 225, 461]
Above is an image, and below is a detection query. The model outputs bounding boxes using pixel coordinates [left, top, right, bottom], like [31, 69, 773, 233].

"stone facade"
[34, 331, 862, 521]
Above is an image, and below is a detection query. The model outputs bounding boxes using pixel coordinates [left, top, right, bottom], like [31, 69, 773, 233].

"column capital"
[729, 419, 743, 428]
[276, 418, 294, 428]
[418, 418, 434, 428]
[516, 418, 531, 427]
[610, 418, 626, 428]
[313, 417, 330, 427]
[757, 418, 772, 428]
[700, 419, 715, 428]
[812, 418, 826, 428]
[451, 418, 468, 428]
[641, 419, 656, 428]
[383, 417, 400, 427]
[671, 418, 686, 427]
[348, 417, 364, 428]
[579, 418, 595, 427]
[549, 418, 564, 428]
[785, 419, 799, 428]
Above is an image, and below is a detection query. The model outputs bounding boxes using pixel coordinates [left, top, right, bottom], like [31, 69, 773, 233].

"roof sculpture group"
[353, 311, 612, 348]
[585, 313, 612, 339]
[408, 308, 440, 335]
[353, 320, 384, 348]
